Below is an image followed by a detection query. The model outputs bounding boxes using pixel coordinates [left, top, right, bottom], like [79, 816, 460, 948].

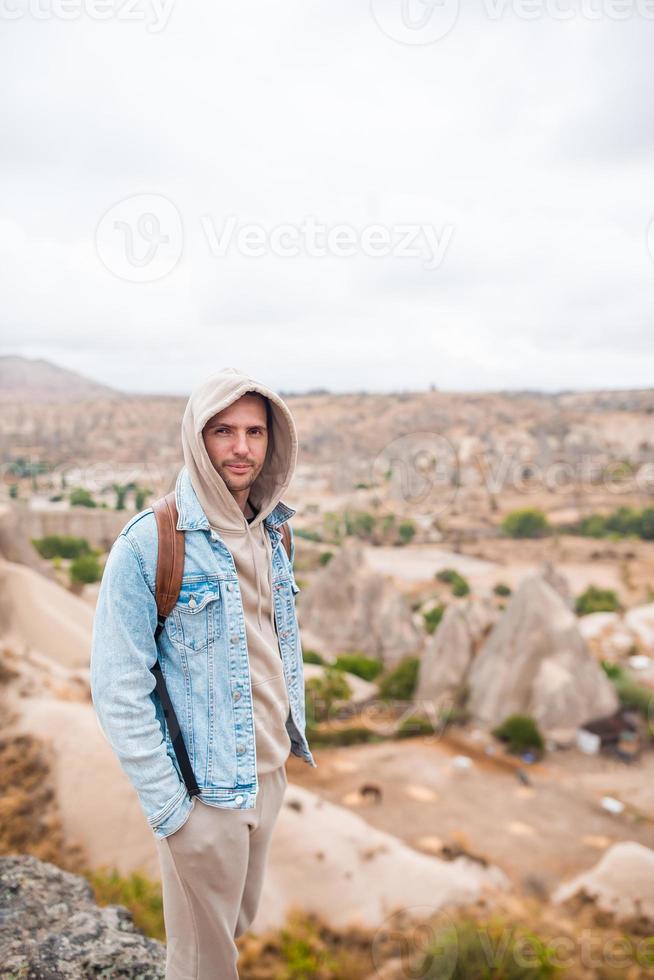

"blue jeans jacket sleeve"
[90, 532, 194, 838]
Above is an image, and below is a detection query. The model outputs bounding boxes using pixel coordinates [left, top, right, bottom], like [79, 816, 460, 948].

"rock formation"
[414, 597, 497, 710]
[0, 854, 165, 978]
[466, 573, 619, 734]
[297, 540, 423, 668]
[537, 559, 573, 608]
[552, 841, 654, 927]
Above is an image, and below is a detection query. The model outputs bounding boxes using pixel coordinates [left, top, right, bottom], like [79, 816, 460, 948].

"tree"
[502, 508, 550, 539]
[70, 553, 102, 585]
[70, 487, 97, 508]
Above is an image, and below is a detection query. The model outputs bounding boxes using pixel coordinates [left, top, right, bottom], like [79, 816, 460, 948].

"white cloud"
[1, 1, 653, 393]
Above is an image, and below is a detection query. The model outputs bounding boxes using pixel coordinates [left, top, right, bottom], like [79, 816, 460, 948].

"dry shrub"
[0, 732, 86, 873]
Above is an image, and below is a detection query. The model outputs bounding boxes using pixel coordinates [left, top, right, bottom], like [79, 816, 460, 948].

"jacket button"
[226, 583, 234, 592]
[230, 635, 239, 644]
[188, 597, 197, 609]
[237, 744, 245, 754]
[235, 795, 244, 805]
[233, 690, 241, 701]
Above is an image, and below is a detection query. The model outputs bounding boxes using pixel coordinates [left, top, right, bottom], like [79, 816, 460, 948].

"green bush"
[277, 913, 346, 978]
[502, 508, 550, 539]
[84, 866, 164, 941]
[600, 659, 623, 681]
[397, 520, 416, 544]
[613, 674, 654, 719]
[575, 585, 620, 616]
[578, 514, 609, 538]
[332, 653, 383, 682]
[32, 535, 92, 560]
[294, 528, 323, 542]
[492, 714, 545, 757]
[318, 551, 333, 566]
[417, 918, 560, 979]
[395, 714, 436, 738]
[436, 568, 470, 596]
[423, 604, 446, 634]
[605, 506, 643, 537]
[69, 487, 97, 508]
[493, 582, 512, 597]
[303, 649, 325, 665]
[305, 725, 381, 747]
[134, 487, 150, 510]
[378, 657, 421, 701]
[113, 484, 128, 510]
[305, 668, 352, 725]
[344, 510, 376, 540]
[70, 553, 102, 585]
[576, 505, 654, 541]
[382, 514, 396, 532]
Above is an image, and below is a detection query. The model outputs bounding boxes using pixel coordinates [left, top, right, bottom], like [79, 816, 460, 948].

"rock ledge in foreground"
[0, 853, 165, 979]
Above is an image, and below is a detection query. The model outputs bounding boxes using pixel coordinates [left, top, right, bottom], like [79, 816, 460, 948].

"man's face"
[202, 394, 269, 493]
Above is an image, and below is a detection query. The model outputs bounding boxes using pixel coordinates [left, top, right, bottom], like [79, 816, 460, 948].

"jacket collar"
[174, 465, 296, 532]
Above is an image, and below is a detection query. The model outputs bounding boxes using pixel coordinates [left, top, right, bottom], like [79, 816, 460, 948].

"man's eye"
[212, 427, 263, 434]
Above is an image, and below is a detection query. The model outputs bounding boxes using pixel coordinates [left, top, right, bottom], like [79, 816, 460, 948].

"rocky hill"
[0, 355, 121, 403]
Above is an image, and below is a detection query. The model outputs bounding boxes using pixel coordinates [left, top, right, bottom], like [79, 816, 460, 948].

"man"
[90, 366, 317, 979]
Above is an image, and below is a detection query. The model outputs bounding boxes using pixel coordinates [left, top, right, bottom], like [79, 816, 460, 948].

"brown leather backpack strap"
[150, 491, 199, 798]
[153, 491, 185, 619]
[281, 521, 292, 563]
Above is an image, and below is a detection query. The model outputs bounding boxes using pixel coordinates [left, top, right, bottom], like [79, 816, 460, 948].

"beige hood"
[180, 366, 298, 534]
[180, 366, 298, 630]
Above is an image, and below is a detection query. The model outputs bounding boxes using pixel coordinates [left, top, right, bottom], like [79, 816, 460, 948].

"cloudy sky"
[1, 0, 653, 395]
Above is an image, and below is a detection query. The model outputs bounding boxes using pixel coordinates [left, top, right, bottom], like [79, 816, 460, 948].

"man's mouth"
[226, 463, 252, 472]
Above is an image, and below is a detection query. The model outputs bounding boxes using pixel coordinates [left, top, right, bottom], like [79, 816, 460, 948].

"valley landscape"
[1, 354, 654, 979]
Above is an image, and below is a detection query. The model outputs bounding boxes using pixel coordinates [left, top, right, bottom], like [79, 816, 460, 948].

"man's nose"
[233, 434, 249, 455]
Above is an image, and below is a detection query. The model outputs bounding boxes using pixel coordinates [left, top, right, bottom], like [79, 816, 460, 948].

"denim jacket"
[90, 465, 317, 839]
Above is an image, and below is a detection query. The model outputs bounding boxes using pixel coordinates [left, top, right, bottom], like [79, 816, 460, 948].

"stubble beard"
[218, 460, 261, 493]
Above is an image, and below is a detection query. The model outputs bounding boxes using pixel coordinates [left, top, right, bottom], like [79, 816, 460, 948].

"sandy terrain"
[362, 542, 637, 602]
[285, 735, 654, 894]
[9, 693, 162, 880]
[0, 558, 93, 669]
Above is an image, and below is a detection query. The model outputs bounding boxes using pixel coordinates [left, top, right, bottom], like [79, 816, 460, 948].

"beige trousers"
[156, 763, 288, 980]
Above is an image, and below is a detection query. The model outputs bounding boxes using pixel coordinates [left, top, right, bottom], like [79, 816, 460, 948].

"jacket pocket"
[167, 577, 222, 654]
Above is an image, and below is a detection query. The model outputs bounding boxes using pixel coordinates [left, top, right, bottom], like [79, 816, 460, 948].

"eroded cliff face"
[0, 854, 166, 979]
[297, 540, 423, 667]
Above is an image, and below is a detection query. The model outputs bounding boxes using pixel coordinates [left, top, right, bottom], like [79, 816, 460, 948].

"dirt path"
[287, 736, 654, 895]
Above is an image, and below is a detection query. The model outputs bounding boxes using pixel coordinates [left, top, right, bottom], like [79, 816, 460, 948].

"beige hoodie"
[180, 366, 297, 774]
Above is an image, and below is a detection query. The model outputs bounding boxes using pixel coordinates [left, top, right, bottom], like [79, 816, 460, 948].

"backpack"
[149, 490, 292, 798]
